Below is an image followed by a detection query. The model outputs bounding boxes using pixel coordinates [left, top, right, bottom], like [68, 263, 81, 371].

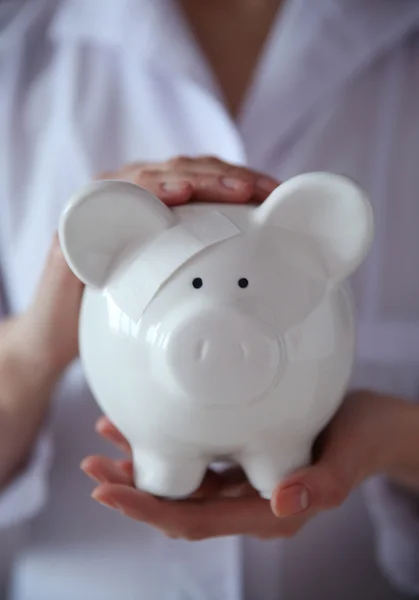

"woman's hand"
[81, 391, 419, 540]
[99, 155, 279, 205]
[82, 417, 312, 539]
[271, 390, 419, 516]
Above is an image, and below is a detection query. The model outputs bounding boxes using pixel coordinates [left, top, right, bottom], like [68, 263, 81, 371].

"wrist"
[385, 400, 419, 491]
[0, 318, 60, 410]
[3, 315, 64, 389]
[0, 319, 58, 488]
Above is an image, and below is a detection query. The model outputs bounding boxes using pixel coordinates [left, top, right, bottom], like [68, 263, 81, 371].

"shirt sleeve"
[349, 360, 419, 594]
[0, 265, 53, 528]
[363, 453, 419, 595]
[0, 431, 53, 528]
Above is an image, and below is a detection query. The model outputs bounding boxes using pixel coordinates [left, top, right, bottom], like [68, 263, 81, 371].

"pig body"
[59, 174, 373, 498]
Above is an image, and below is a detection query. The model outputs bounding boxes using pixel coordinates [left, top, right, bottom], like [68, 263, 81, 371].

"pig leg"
[132, 449, 208, 499]
[238, 441, 312, 500]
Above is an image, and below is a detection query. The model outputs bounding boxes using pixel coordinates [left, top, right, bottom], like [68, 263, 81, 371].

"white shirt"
[0, 0, 419, 598]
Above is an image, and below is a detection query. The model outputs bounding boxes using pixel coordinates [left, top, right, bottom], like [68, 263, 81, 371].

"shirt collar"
[49, 0, 158, 50]
[46, 0, 419, 166]
[239, 0, 419, 157]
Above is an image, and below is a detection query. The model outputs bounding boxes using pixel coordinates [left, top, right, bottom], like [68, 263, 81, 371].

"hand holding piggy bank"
[59, 172, 373, 500]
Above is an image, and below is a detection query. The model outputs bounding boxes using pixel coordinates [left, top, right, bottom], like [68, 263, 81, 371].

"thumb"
[271, 458, 356, 519]
[271, 393, 376, 519]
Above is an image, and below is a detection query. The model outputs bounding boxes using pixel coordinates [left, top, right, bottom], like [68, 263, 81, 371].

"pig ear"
[253, 172, 374, 282]
[58, 180, 175, 288]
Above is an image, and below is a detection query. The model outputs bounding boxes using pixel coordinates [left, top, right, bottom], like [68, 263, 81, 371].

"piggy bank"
[58, 172, 373, 499]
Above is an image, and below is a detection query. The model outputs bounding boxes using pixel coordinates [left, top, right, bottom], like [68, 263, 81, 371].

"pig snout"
[155, 304, 284, 406]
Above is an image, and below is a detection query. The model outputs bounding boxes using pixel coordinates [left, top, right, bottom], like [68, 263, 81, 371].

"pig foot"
[239, 444, 312, 500]
[132, 450, 208, 499]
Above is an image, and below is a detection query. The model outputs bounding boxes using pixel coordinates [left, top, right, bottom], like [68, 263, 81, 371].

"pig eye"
[192, 277, 203, 289]
[238, 278, 249, 289]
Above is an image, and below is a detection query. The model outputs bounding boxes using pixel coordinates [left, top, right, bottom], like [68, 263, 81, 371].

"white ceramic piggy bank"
[59, 172, 373, 499]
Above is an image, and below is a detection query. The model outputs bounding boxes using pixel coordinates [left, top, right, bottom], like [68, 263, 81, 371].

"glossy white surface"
[59, 172, 373, 499]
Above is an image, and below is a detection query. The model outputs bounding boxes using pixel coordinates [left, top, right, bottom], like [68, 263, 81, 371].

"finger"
[251, 180, 280, 203]
[191, 174, 255, 203]
[271, 460, 353, 518]
[92, 483, 276, 538]
[103, 167, 194, 206]
[101, 159, 279, 204]
[95, 416, 131, 455]
[82, 459, 242, 500]
[218, 167, 279, 202]
[81, 455, 134, 486]
[187, 171, 279, 204]
[167, 156, 280, 190]
[271, 396, 378, 518]
[141, 171, 255, 204]
[131, 170, 194, 206]
[179, 158, 280, 202]
[147, 179, 194, 206]
[155, 156, 279, 203]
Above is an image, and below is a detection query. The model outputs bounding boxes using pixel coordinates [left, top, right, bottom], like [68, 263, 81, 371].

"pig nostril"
[195, 339, 209, 362]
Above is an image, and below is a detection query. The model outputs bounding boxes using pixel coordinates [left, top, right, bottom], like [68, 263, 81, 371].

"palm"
[81, 417, 312, 540]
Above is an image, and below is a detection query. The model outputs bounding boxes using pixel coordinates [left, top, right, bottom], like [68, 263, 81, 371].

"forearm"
[0, 318, 58, 489]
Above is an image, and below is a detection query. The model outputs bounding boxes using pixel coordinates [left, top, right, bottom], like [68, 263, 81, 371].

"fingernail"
[92, 493, 120, 510]
[162, 181, 188, 193]
[257, 177, 279, 192]
[80, 458, 90, 471]
[221, 177, 246, 190]
[274, 485, 310, 517]
[80, 464, 99, 480]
